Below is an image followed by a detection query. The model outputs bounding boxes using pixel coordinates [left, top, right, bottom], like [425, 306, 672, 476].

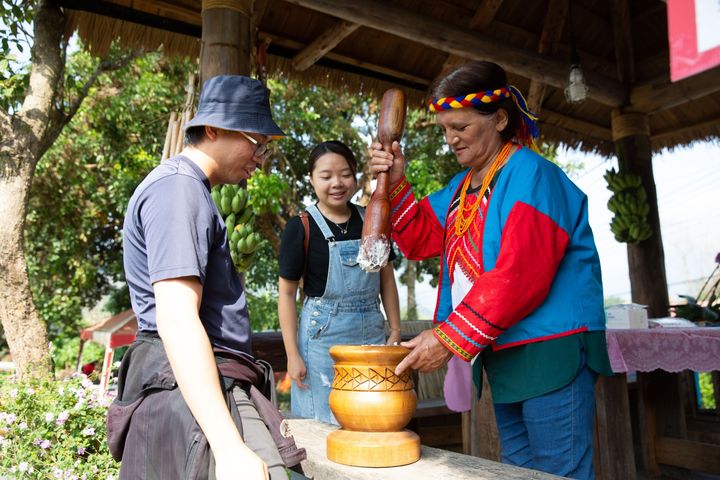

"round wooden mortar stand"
[326, 345, 420, 467]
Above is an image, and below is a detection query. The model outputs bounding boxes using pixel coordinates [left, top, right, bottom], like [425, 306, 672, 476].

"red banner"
[667, 0, 720, 82]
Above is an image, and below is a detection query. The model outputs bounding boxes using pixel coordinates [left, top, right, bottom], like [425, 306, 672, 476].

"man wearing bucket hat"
[113, 76, 296, 480]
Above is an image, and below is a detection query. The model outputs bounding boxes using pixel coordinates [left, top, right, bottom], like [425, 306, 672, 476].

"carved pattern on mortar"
[332, 366, 414, 391]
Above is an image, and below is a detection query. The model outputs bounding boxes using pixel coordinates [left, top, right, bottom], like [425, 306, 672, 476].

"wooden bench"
[286, 418, 565, 479]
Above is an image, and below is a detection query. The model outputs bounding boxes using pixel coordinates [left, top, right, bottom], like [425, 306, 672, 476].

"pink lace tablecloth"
[606, 327, 720, 373]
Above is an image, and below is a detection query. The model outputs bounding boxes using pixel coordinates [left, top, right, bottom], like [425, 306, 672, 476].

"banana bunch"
[211, 184, 263, 272]
[604, 167, 653, 244]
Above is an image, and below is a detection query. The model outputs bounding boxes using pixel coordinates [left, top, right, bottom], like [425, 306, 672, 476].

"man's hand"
[215, 442, 269, 480]
[395, 329, 453, 375]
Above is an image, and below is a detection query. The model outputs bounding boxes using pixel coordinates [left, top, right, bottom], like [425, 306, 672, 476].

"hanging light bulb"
[565, 43, 588, 103]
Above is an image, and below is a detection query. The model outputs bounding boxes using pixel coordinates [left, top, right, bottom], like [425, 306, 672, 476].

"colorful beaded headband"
[428, 87, 511, 112]
[428, 85, 540, 151]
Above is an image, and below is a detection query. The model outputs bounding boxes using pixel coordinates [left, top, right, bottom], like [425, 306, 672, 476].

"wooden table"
[595, 327, 720, 479]
[287, 418, 565, 479]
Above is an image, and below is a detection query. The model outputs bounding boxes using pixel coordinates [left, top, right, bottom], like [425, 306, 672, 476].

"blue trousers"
[494, 363, 597, 479]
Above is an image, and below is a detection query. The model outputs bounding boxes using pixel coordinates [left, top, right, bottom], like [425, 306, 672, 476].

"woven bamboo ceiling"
[59, 0, 720, 156]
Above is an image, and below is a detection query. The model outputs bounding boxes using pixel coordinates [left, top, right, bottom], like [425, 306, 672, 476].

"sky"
[402, 141, 720, 318]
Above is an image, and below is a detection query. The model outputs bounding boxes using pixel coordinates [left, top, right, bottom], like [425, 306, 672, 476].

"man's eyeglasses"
[238, 130, 269, 160]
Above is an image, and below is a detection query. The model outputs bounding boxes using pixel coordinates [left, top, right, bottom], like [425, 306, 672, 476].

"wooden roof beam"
[56, 0, 201, 36]
[292, 20, 360, 71]
[260, 32, 431, 88]
[439, 0, 505, 76]
[283, 0, 628, 107]
[541, 108, 613, 142]
[526, 0, 567, 114]
[253, 0, 270, 33]
[651, 115, 720, 144]
[630, 67, 720, 114]
[468, 0, 506, 31]
[611, 0, 635, 85]
[490, 20, 618, 74]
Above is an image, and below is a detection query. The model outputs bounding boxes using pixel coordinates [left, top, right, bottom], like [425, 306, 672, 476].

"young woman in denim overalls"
[278, 141, 402, 424]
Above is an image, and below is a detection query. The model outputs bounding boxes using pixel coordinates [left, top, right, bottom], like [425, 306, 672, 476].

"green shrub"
[0, 375, 118, 478]
[698, 372, 717, 410]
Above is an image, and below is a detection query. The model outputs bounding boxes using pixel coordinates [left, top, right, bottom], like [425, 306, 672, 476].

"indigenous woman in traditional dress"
[369, 61, 612, 479]
[278, 140, 402, 424]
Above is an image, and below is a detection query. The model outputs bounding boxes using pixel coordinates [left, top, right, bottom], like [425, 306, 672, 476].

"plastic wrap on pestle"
[357, 234, 390, 272]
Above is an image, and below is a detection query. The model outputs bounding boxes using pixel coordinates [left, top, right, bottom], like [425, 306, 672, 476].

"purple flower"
[82, 426, 95, 436]
[77, 446, 86, 455]
[1, 412, 17, 425]
[56, 410, 70, 425]
[40, 439, 52, 449]
[45, 412, 54, 422]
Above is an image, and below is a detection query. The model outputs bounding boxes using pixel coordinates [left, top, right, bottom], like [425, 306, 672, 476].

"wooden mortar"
[326, 344, 420, 467]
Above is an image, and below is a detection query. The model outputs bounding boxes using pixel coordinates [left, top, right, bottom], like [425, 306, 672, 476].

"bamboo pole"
[168, 115, 181, 160]
[162, 111, 178, 162]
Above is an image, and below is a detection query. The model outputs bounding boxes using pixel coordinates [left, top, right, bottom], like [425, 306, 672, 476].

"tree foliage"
[0, 0, 33, 114]
[24, 50, 194, 347]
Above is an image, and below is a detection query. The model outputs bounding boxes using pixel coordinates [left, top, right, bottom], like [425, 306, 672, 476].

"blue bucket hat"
[184, 75, 285, 137]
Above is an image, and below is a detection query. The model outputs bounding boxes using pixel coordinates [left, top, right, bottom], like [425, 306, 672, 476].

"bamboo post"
[168, 114, 181, 160]
[200, 0, 253, 85]
[162, 112, 178, 162]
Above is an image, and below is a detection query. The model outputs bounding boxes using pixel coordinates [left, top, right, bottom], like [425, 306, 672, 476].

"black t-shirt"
[279, 203, 396, 297]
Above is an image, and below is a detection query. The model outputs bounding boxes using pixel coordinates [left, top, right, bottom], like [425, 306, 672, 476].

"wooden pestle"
[358, 89, 407, 271]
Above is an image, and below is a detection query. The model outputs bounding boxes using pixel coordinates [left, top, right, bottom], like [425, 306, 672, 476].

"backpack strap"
[298, 211, 310, 281]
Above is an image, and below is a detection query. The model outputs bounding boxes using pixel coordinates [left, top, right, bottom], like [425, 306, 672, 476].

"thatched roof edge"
[65, 10, 199, 59]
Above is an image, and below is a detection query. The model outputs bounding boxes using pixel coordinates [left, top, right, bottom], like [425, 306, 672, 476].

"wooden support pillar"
[200, 0, 253, 85]
[611, 110, 669, 318]
[637, 371, 688, 477]
[594, 374, 637, 480]
[468, 371, 500, 461]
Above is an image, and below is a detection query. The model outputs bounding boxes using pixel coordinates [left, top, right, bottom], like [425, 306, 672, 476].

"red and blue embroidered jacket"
[389, 147, 606, 361]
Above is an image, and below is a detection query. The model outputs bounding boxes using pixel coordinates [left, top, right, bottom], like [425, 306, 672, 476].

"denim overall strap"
[291, 203, 385, 424]
[306, 204, 335, 241]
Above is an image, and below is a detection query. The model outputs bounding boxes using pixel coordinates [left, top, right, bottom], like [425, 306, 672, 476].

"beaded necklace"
[454, 141, 513, 237]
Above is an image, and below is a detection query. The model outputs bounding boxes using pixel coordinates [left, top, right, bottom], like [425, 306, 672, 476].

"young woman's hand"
[287, 353, 308, 389]
[386, 330, 402, 346]
[369, 140, 405, 186]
